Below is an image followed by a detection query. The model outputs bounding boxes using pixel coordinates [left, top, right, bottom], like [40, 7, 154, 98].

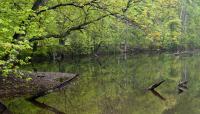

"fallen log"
[178, 80, 188, 94]
[27, 74, 79, 100]
[0, 72, 78, 98]
[147, 80, 165, 90]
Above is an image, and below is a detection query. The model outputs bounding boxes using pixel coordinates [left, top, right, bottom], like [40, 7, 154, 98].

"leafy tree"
[1, 0, 200, 76]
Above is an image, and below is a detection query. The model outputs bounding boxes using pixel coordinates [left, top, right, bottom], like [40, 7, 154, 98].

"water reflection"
[178, 65, 189, 94]
[178, 81, 188, 94]
[3, 53, 200, 114]
[27, 99, 65, 114]
[150, 90, 166, 101]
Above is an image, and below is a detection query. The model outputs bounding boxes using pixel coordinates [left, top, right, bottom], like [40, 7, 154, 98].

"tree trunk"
[59, 39, 65, 45]
[33, 42, 38, 52]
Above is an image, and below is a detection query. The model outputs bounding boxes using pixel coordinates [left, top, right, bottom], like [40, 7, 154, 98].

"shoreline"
[0, 72, 78, 99]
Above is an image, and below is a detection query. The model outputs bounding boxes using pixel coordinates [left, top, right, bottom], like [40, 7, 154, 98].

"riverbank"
[0, 72, 78, 98]
[30, 48, 200, 62]
[1, 49, 198, 98]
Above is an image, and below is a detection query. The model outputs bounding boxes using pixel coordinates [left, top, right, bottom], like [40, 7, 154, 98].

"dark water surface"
[2, 53, 200, 114]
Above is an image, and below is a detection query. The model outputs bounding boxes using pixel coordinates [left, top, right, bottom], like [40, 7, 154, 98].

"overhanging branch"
[90, 3, 141, 29]
[36, 0, 98, 15]
[28, 0, 143, 42]
[36, 2, 82, 14]
[29, 14, 110, 42]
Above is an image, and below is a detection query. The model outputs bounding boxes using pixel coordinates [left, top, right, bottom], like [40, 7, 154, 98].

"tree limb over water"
[29, 14, 110, 42]
[36, 0, 98, 15]
[15, 0, 142, 42]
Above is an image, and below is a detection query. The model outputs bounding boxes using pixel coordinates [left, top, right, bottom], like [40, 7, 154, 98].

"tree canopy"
[0, 0, 199, 76]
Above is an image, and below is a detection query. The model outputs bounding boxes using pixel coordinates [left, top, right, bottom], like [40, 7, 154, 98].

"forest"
[1, 0, 200, 114]
[1, 0, 200, 76]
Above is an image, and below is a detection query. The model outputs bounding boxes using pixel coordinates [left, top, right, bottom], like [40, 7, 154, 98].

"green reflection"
[2, 53, 200, 114]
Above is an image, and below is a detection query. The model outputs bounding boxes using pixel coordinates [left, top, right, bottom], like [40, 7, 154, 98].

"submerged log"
[27, 73, 78, 100]
[0, 72, 78, 98]
[178, 80, 188, 86]
[178, 80, 188, 94]
[146, 80, 166, 100]
[147, 80, 165, 90]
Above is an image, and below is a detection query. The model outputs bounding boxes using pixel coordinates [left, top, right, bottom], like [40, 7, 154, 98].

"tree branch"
[36, 0, 98, 15]
[90, 3, 141, 29]
[111, 13, 141, 29]
[122, 0, 133, 13]
[29, 14, 110, 42]
[36, 2, 82, 15]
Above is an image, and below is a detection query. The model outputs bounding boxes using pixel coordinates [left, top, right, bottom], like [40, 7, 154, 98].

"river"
[1, 53, 200, 114]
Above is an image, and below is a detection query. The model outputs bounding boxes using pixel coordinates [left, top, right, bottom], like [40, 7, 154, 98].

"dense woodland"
[0, 0, 200, 76]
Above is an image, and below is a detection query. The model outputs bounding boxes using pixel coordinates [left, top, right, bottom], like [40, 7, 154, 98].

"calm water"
[2, 53, 200, 114]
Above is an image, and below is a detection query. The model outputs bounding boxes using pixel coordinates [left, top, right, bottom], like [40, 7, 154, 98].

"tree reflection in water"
[27, 99, 65, 114]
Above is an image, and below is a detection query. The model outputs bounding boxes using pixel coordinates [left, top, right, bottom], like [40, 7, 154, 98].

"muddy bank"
[0, 72, 78, 98]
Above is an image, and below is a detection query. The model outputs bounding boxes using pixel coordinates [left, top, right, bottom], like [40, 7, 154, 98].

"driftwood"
[178, 80, 188, 94]
[146, 80, 166, 100]
[0, 72, 78, 98]
[27, 74, 78, 100]
[147, 80, 165, 90]
[178, 66, 189, 94]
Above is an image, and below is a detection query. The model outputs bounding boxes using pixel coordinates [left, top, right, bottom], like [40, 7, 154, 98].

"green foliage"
[1, 0, 200, 76]
[180, 0, 200, 48]
[0, 1, 33, 76]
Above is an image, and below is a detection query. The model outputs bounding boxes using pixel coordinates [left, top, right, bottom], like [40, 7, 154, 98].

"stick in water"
[148, 80, 165, 90]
